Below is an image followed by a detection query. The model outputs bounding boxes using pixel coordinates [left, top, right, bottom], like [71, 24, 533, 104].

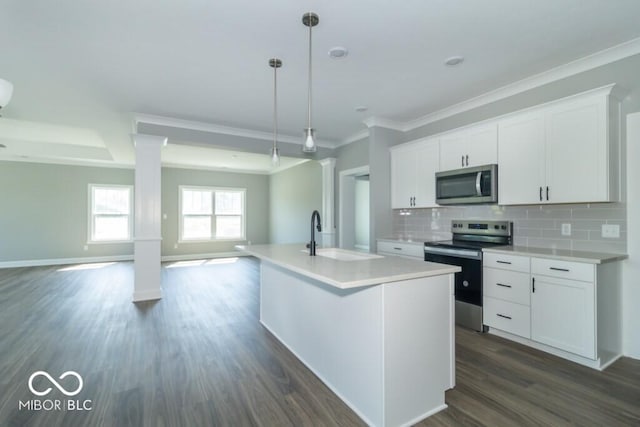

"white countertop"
[483, 245, 627, 264]
[236, 244, 460, 289]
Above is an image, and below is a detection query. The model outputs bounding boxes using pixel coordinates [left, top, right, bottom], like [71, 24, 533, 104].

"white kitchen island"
[236, 244, 460, 427]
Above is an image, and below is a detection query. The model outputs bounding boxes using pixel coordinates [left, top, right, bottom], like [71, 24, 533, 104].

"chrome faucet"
[308, 210, 322, 256]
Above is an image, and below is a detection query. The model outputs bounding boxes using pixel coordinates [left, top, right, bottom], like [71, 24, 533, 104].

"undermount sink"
[301, 247, 384, 261]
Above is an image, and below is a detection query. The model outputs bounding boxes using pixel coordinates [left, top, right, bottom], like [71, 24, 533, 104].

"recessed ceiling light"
[328, 46, 348, 59]
[444, 56, 464, 67]
[355, 106, 368, 113]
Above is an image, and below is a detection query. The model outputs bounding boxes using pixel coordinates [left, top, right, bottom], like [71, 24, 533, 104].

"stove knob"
[494, 225, 499, 229]
[502, 225, 507, 229]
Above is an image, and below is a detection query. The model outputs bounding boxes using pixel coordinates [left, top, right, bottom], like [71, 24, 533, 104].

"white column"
[319, 157, 336, 247]
[132, 134, 167, 302]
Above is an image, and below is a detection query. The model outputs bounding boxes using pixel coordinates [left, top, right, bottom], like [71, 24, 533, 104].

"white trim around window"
[178, 185, 246, 242]
[88, 184, 134, 244]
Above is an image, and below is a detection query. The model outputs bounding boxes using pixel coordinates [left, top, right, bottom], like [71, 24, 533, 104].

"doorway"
[338, 166, 370, 251]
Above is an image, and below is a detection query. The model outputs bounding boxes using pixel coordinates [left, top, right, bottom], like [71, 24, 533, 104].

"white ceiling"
[1, 0, 640, 170]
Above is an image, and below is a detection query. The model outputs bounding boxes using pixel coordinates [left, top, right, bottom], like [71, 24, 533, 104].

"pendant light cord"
[307, 18, 313, 129]
[273, 63, 278, 150]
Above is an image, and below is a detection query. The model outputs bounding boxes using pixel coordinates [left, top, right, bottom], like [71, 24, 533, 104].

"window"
[89, 185, 133, 243]
[180, 186, 246, 241]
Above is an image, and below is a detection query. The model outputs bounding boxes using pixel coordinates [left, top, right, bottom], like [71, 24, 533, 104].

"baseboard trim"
[132, 289, 162, 302]
[160, 252, 251, 262]
[0, 255, 134, 269]
[0, 251, 250, 269]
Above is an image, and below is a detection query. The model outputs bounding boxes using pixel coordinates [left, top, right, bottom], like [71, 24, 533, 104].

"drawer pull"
[497, 313, 512, 320]
[496, 283, 512, 288]
[496, 260, 512, 265]
[549, 267, 570, 272]
[393, 247, 402, 250]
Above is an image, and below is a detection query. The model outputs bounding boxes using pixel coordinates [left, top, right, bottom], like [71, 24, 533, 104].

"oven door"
[424, 246, 485, 331]
[436, 164, 497, 205]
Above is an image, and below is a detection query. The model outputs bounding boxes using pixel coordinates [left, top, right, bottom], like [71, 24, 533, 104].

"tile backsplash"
[392, 203, 627, 254]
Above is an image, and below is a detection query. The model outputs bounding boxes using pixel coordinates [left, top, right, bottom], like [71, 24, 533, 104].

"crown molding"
[338, 129, 369, 146]
[362, 116, 406, 131]
[404, 36, 640, 132]
[133, 113, 340, 149]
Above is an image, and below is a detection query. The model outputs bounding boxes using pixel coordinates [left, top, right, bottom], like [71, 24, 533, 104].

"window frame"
[87, 184, 134, 244]
[178, 185, 247, 243]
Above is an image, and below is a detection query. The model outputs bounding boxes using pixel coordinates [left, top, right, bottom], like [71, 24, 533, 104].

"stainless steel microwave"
[436, 164, 498, 205]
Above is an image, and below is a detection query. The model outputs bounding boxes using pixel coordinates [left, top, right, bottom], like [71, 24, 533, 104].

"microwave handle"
[475, 171, 482, 196]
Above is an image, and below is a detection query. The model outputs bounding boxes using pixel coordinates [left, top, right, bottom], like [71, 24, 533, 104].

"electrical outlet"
[602, 224, 620, 238]
[174, 243, 178, 249]
[561, 223, 571, 236]
[83, 245, 88, 251]
[163, 213, 168, 220]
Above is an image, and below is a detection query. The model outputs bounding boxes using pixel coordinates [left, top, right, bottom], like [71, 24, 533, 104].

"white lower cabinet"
[377, 240, 424, 260]
[483, 253, 531, 339]
[483, 252, 622, 370]
[484, 297, 531, 339]
[530, 273, 595, 359]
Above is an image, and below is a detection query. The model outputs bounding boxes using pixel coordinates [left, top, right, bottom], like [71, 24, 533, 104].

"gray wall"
[161, 166, 269, 256]
[354, 177, 370, 249]
[368, 127, 404, 251]
[0, 161, 270, 263]
[334, 138, 369, 246]
[269, 161, 322, 244]
[0, 161, 134, 262]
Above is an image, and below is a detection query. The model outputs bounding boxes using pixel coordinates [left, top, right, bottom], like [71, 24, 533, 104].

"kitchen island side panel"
[383, 275, 453, 426]
[260, 262, 385, 426]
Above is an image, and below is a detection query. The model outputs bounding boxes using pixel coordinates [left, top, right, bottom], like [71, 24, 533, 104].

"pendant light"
[0, 78, 14, 111]
[269, 58, 282, 166]
[302, 12, 319, 153]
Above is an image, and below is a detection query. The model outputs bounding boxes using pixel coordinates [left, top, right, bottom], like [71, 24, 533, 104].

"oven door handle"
[424, 246, 482, 260]
[475, 171, 483, 196]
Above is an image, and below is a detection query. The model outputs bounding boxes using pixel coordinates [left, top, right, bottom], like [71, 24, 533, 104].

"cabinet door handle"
[497, 313, 512, 320]
[549, 267, 570, 272]
[461, 155, 465, 167]
[466, 154, 469, 166]
[393, 247, 402, 251]
[496, 283, 512, 288]
[532, 277, 536, 293]
[539, 186, 543, 201]
[546, 186, 549, 201]
[496, 260, 512, 265]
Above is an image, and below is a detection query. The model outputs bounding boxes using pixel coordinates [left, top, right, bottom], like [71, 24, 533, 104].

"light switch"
[602, 224, 620, 238]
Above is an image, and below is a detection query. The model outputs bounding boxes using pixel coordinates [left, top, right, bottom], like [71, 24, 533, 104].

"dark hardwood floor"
[0, 257, 638, 426]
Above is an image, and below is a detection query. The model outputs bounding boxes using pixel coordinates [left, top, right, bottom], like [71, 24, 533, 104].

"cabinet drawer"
[484, 297, 531, 338]
[531, 258, 594, 282]
[377, 241, 424, 259]
[483, 252, 530, 273]
[483, 268, 531, 306]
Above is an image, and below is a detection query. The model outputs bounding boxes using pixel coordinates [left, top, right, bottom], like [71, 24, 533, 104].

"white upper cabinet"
[439, 123, 498, 171]
[391, 143, 415, 209]
[390, 138, 439, 209]
[497, 111, 546, 205]
[498, 85, 620, 205]
[545, 95, 610, 203]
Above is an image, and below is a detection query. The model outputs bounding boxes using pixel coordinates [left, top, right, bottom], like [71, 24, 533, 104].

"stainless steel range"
[424, 220, 513, 332]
